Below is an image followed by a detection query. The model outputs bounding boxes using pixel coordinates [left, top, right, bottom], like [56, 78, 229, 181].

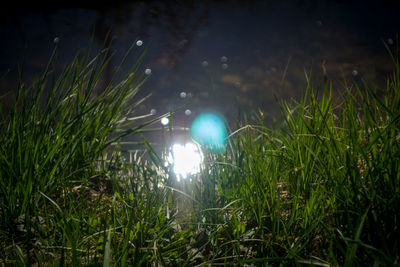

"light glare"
[161, 117, 169, 126]
[168, 143, 202, 180]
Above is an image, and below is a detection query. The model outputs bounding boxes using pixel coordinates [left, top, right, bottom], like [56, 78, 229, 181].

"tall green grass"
[192, 58, 399, 265]
[0, 42, 167, 265]
[1, 42, 399, 266]
[169, 55, 400, 265]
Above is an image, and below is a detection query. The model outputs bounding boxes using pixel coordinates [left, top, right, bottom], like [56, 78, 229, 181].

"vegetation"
[0, 42, 399, 266]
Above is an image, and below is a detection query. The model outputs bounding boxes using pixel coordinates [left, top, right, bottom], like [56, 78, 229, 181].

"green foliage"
[1, 43, 399, 266]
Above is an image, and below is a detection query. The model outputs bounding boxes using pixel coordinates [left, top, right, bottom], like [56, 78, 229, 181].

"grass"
[0, 42, 399, 266]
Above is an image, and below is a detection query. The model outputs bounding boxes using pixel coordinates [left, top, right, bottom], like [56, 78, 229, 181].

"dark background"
[1, 0, 399, 128]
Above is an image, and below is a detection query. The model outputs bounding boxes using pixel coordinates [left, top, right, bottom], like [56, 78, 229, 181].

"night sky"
[1, 0, 399, 125]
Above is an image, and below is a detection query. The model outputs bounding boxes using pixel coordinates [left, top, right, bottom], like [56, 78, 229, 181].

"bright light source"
[161, 117, 169, 126]
[168, 142, 203, 181]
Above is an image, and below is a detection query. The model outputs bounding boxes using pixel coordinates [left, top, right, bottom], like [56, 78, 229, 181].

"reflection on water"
[0, 0, 399, 129]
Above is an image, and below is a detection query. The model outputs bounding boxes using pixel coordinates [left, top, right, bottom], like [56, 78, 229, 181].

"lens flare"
[190, 113, 227, 152]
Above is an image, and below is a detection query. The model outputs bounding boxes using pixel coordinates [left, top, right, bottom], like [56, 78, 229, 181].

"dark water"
[1, 0, 399, 130]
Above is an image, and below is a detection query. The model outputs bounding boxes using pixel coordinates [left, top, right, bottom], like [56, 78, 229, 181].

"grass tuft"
[1, 43, 399, 265]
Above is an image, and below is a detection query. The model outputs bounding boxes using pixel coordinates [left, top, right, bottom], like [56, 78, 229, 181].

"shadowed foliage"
[0, 43, 399, 266]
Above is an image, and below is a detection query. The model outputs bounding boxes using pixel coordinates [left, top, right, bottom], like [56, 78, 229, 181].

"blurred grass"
[0, 42, 399, 266]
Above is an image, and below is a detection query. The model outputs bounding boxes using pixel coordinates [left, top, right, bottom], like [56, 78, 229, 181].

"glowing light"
[145, 68, 152, 75]
[53, 37, 60, 44]
[185, 109, 192, 116]
[168, 142, 203, 180]
[150, 108, 157, 115]
[352, 70, 358, 76]
[161, 117, 169, 126]
[190, 113, 227, 152]
[201, 60, 208, 67]
[180, 92, 187, 98]
[136, 40, 143, 46]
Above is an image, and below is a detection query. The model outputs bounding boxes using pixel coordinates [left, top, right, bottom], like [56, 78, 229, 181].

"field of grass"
[1, 43, 399, 266]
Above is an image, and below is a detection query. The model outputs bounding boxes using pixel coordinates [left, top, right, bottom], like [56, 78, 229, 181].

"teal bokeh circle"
[190, 113, 227, 152]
